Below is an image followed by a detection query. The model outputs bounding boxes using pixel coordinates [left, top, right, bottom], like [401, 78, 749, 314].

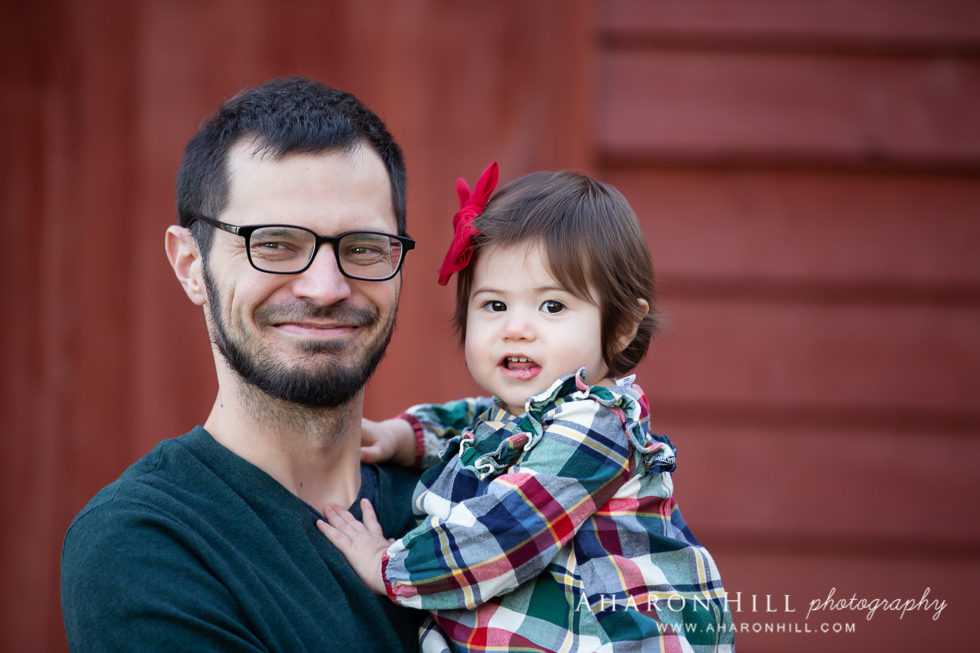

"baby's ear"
[615, 299, 650, 353]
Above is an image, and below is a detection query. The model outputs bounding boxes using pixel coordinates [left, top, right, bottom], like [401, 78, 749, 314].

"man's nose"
[289, 243, 352, 304]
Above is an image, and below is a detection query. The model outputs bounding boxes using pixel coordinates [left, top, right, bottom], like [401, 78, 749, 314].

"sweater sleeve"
[62, 501, 267, 653]
[382, 384, 640, 611]
[403, 396, 497, 469]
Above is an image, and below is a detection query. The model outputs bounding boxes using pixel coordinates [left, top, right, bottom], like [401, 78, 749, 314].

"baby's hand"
[360, 418, 417, 466]
[317, 499, 391, 595]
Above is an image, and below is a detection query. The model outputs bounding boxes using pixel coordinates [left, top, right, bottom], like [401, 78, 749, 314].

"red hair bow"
[437, 161, 499, 286]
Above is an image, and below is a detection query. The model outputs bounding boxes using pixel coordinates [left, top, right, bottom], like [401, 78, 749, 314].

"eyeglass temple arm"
[192, 215, 242, 236]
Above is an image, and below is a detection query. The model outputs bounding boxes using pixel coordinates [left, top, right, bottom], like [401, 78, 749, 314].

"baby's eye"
[542, 300, 565, 314]
[484, 300, 507, 312]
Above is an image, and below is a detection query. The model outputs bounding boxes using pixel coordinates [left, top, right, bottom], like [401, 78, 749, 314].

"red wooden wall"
[1, 1, 977, 651]
[597, 1, 980, 651]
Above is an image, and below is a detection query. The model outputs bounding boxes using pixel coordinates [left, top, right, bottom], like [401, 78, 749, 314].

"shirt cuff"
[381, 549, 399, 604]
[396, 412, 425, 470]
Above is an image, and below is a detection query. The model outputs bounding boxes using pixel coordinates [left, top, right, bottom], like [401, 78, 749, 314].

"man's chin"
[240, 337, 389, 408]
[282, 343, 348, 359]
[242, 366, 368, 408]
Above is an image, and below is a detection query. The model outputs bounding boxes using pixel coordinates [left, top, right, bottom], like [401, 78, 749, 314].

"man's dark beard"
[203, 263, 394, 408]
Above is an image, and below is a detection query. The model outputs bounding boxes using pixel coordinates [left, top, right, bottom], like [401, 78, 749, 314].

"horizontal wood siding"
[668, 422, 980, 543]
[599, 52, 980, 168]
[642, 300, 979, 411]
[600, 0, 980, 52]
[609, 169, 980, 287]
[596, 1, 979, 650]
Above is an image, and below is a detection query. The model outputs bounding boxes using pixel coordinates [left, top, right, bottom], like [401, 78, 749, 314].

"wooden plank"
[634, 299, 980, 413]
[67, 0, 143, 508]
[358, 0, 598, 418]
[603, 168, 980, 288]
[129, 0, 275, 464]
[0, 85, 55, 653]
[660, 423, 980, 544]
[597, 50, 980, 168]
[600, 0, 980, 53]
[707, 550, 979, 652]
[1, 3, 81, 652]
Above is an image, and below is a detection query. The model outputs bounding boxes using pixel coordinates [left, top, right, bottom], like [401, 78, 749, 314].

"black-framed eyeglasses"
[190, 215, 415, 281]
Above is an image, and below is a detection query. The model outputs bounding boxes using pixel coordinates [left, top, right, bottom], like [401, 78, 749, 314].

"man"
[61, 77, 423, 651]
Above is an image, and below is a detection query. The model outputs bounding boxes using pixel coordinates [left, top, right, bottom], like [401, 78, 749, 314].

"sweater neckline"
[180, 426, 382, 521]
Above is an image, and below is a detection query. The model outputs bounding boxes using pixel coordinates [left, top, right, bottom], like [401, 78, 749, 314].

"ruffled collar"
[444, 368, 676, 480]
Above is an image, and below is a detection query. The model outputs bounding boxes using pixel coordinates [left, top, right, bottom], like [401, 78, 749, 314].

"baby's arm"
[360, 418, 417, 466]
[360, 396, 497, 468]
[383, 388, 642, 611]
[329, 391, 639, 607]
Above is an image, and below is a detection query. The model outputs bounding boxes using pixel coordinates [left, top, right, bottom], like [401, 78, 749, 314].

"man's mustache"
[254, 300, 379, 328]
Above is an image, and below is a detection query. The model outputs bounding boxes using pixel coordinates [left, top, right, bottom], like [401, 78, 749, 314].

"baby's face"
[463, 243, 611, 415]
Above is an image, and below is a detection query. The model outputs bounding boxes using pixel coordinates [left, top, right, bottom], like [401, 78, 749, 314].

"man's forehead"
[226, 139, 373, 179]
[222, 140, 396, 230]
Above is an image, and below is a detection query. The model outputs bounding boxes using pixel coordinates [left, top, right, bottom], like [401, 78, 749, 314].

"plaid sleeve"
[383, 384, 637, 611]
[403, 397, 496, 469]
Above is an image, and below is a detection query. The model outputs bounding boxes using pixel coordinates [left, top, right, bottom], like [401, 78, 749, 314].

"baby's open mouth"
[501, 356, 542, 381]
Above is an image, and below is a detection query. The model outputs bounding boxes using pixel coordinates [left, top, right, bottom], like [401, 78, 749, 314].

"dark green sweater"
[62, 427, 423, 652]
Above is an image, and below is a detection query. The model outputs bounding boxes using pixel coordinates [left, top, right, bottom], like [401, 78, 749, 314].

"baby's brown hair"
[453, 170, 658, 377]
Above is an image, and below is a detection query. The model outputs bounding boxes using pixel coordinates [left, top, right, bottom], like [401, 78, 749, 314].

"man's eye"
[542, 300, 565, 314]
[484, 301, 506, 312]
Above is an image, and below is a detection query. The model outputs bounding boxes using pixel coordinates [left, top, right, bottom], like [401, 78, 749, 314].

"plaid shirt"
[384, 370, 735, 652]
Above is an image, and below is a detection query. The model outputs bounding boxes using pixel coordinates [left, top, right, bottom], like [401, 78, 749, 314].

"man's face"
[203, 143, 401, 408]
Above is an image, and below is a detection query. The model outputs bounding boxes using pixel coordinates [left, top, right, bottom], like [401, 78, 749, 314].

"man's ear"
[165, 226, 208, 306]
[615, 298, 650, 353]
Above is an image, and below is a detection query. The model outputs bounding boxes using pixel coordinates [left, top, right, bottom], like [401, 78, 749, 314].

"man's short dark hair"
[176, 76, 407, 257]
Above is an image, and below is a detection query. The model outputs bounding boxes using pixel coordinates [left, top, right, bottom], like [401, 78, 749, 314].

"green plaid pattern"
[384, 370, 735, 652]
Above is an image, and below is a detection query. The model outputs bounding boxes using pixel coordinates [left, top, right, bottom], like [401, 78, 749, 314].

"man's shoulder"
[65, 428, 214, 538]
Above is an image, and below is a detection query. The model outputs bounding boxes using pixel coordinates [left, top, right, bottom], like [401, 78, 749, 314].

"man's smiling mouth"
[274, 321, 356, 331]
[256, 300, 378, 336]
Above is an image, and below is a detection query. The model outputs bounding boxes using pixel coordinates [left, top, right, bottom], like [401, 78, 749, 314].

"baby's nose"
[502, 312, 536, 340]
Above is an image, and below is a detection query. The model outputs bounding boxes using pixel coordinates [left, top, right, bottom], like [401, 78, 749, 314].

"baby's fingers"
[316, 519, 353, 551]
[322, 504, 364, 533]
[360, 444, 383, 463]
[359, 499, 384, 537]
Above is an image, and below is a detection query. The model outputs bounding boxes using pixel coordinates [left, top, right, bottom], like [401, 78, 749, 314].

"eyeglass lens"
[248, 227, 404, 278]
